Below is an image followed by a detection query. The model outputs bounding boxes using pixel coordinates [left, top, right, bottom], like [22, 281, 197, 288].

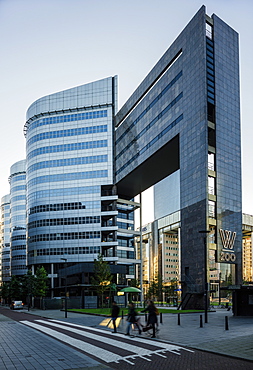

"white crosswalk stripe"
[50, 319, 194, 353]
[48, 319, 191, 353]
[21, 319, 194, 365]
[21, 320, 122, 364]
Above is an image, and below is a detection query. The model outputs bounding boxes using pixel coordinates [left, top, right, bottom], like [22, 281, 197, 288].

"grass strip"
[67, 308, 206, 315]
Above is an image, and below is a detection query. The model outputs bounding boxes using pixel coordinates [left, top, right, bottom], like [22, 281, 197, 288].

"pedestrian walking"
[125, 302, 142, 335]
[142, 300, 158, 338]
[111, 301, 120, 333]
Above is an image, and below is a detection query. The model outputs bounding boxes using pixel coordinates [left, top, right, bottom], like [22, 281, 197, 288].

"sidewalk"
[24, 307, 253, 362]
[0, 308, 110, 370]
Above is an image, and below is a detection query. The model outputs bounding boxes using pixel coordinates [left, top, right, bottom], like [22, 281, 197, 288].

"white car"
[10, 301, 24, 310]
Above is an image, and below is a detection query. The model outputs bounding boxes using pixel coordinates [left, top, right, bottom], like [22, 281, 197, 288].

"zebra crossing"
[21, 319, 194, 366]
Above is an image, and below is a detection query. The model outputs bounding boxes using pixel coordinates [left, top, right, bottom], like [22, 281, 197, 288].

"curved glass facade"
[25, 77, 118, 290]
[9, 160, 27, 276]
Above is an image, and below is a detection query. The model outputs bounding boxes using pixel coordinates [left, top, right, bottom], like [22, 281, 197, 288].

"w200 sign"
[219, 229, 237, 263]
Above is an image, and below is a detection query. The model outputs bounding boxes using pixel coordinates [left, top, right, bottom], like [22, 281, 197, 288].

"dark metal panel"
[116, 135, 179, 199]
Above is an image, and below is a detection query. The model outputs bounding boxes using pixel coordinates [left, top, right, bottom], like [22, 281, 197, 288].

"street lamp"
[219, 272, 222, 306]
[61, 258, 67, 318]
[139, 193, 143, 308]
[199, 230, 210, 323]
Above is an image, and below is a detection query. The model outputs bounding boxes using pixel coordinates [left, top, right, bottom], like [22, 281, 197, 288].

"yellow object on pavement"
[99, 317, 121, 328]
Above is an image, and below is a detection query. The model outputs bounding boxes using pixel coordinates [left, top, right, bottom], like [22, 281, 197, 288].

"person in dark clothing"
[111, 301, 120, 333]
[125, 302, 142, 335]
[142, 300, 158, 338]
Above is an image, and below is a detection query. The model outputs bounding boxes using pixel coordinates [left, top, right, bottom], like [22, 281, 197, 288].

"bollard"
[122, 310, 124, 319]
[145, 313, 148, 322]
[178, 313, 180, 326]
[160, 312, 163, 324]
[200, 314, 203, 328]
[225, 316, 229, 330]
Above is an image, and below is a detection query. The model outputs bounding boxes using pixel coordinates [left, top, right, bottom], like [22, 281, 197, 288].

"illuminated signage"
[219, 229, 236, 263]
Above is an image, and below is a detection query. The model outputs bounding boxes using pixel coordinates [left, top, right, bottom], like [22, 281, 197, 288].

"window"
[27, 110, 108, 132]
[116, 71, 183, 144]
[28, 231, 101, 243]
[206, 22, 213, 40]
[28, 155, 107, 173]
[208, 153, 215, 171]
[208, 177, 215, 195]
[116, 93, 183, 161]
[28, 140, 107, 160]
[116, 114, 183, 176]
[28, 216, 100, 229]
[208, 201, 216, 218]
[28, 201, 101, 215]
[28, 186, 100, 203]
[27, 125, 107, 146]
[27, 170, 108, 187]
[28, 246, 101, 256]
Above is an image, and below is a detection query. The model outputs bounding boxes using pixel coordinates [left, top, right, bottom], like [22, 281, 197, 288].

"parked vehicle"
[10, 301, 24, 310]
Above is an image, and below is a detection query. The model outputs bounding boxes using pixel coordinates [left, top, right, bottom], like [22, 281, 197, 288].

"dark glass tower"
[115, 6, 242, 308]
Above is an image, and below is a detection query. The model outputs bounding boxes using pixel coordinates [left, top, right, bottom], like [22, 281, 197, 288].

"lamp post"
[199, 230, 210, 323]
[27, 277, 31, 312]
[219, 272, 222, 306]
[26, 267, 32, 312]
[139, 193, 143, 308]
[61, 258, 67, 318]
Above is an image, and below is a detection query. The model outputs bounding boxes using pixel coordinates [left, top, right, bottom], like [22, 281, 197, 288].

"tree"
[21, 270, 36, 308]
[91, 253, 112, 308]
[146, 280, 157, 300]
[157, 274, 164, 302]
[165, 278, 178, 305]
[0, 268, 48, 308]
[34, 267, 48, 298]
[165, 278, 178, 296]
[146, 274, 165, 302]
[1, 276, 26, 303]
[221, 273, 233, 300]
[129, 279, 139, 288]
[0, 282, 10, 303]
[9, 276, 22, 300]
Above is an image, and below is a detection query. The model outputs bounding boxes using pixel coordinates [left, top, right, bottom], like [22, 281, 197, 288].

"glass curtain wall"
[9, 160, 27, 277]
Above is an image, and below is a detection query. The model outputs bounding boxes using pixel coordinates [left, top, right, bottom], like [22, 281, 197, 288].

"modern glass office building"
[139, 211, 252, 305]
[0, 6, 242, 308]
[115, 5, 242, 308]
[242, 214, 253, 282]
[9, 160, 27, 277]
[25, 76, 138, 295]
[1, 194, 11, 283]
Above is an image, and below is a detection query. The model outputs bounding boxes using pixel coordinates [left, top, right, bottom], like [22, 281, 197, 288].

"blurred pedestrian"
[125, 302, 142, 335]
[142, 300, 158, 338]
[111, 301, 120, 333]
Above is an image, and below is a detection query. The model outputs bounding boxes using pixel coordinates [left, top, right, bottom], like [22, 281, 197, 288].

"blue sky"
[0, 0, 252, 222]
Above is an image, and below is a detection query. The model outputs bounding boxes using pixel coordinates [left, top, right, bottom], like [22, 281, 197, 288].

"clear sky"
[0, 0, 252, 224]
